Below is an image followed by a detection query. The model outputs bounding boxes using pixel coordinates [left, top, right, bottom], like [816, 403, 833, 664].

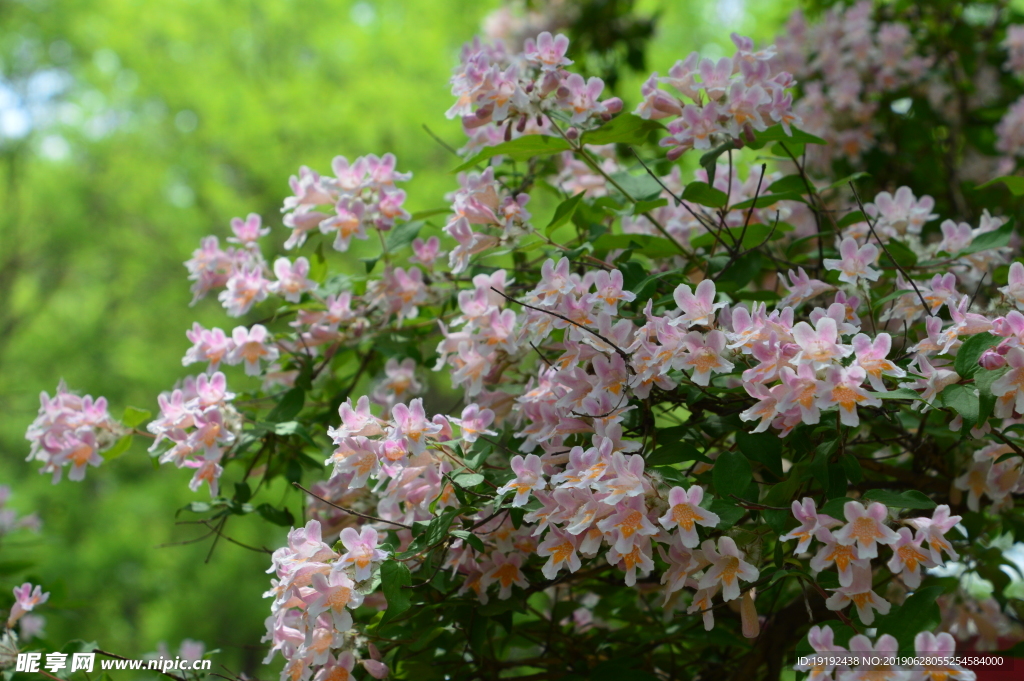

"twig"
[293, 482, 413, 530]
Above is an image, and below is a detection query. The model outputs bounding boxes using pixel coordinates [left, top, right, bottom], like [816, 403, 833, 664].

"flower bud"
[565, 127, 579, 141]
[603, 97, 623, 114]
[980, 348, 1006, 370]
[361, 659, 390, 679]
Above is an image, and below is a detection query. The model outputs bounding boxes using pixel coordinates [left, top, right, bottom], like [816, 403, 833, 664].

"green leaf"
[423, 509, 458, 546]
[821, 172, 871, 192]
[698, 139, 741, 185]
[938, 383, 979, 431]
[122, 406, 152, 428]
[767, 174, 807, 194]
[256, 503, 295, 526]
[452, 473, 484, 488]
[379, 560, 413, 626]
[820, 497, 857, 519]
[309, 241, 328, 283]
[863, 489, 937, 510]
[267, 387, 305, 422]
[876, 586, 944, 649]
[633, 198, 668, 215]
[580, 113, 664, 146]
[102, 435, 133, 460]
[713, 450, 752, 501]
[714, 250, 765, 293]
[880, 239, 918, 268]
[234, 482, 252, 503]
[681, 181, 728, 208]
[735, 430, 783, 478]
[647, 441, 706, 466]
[955, 332, 1000, 379]
[271, 420, 316, 445]
[874, 388, 923, 400]
[545, 192, 586, 236]
[450, 529, 485, 552]
[708, 499, 745, 530]
[385, 220, 423, 251]
[746, 124, 827, 149]
[592, 233, 681, 259]
[977, 368, 1005, 425]
[729, 192, 805, 210]
[690, 222, 785, 250]
[836, 210, 866, 228]
[976, 175, 1024, 195]
[958, 220, 1014, 256]
[451, 134, 571, 173]
[610, 171, 663, 201]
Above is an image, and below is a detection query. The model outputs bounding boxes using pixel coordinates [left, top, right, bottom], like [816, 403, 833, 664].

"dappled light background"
[0, 0, 793, 674]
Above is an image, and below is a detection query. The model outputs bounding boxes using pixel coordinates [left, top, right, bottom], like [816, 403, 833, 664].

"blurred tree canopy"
[0, 0, 794, 675]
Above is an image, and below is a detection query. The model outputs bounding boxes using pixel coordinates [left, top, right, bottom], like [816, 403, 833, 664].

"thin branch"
[293, 482, 413, 530]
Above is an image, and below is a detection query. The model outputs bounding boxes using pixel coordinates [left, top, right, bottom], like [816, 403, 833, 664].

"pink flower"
[557, 74, 611, 124]
[454, 403, 496, 444]
[228, 324, 279, 376]
[271, 257, 315, 303]
[536, 527, 582, 579]
[483, 552, 527, 600]
[780, 497, 840, 553]
[816, 365, 879, 427]
[791, 316, 851, 367]
[498, 454, 545, 507]
[658, 485, 720, 548]
[679, 331, 734, 386]
[228, 213, 270, 245]
[523, 32, 572, 70]
[1000, 261, 1024, 309]
[851, 332, 905, 391]
[672, 279, 725, 328]
[409, 236, 445, 267]
[595, 452, 646, 504]
[183, 324, 234, 370]
[7, 583, 49, 628]
[597, 497, 658, 553]
[886, 527, 936, 588]
[218, 266, 269, 317]
[907, 504, 961, 563]
[337, 526, 390, 581]
[391, 399, 442, 456]
[533, 257, 576, 302]
[779, 267, 834, 308]
[698, 536, 759, 601]
[307, 571, 362, 632]
[990, 347, 1024, 414]
[809, 528, 865, 588]
[913, 632, 975, 680]
[822, 237, 880, 285]
[824, 564, 891, 625]
[832, 501, 899, 560]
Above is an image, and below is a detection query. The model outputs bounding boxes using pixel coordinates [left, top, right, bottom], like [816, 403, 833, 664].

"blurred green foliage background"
[0, 0, 793, 674]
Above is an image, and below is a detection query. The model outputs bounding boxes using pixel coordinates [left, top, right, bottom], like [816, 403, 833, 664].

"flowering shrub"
[8, 1, 1024, 680]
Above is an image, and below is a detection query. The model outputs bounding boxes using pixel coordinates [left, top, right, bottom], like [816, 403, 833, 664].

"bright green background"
[0, 0, 793, 674]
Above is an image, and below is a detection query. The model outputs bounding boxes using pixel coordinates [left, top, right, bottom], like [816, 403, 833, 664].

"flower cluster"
[147, 372, 240, 497]
[262, 520, 389, 681]
[24, 381, 124, 483]
[772, 1, 932, 168]
[636, 33, 799, 159]
[449, 31, 623, 146]
[444, 168, 533, 273]
[783, 499, 960, 624]
[281, 154, 412, 252]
